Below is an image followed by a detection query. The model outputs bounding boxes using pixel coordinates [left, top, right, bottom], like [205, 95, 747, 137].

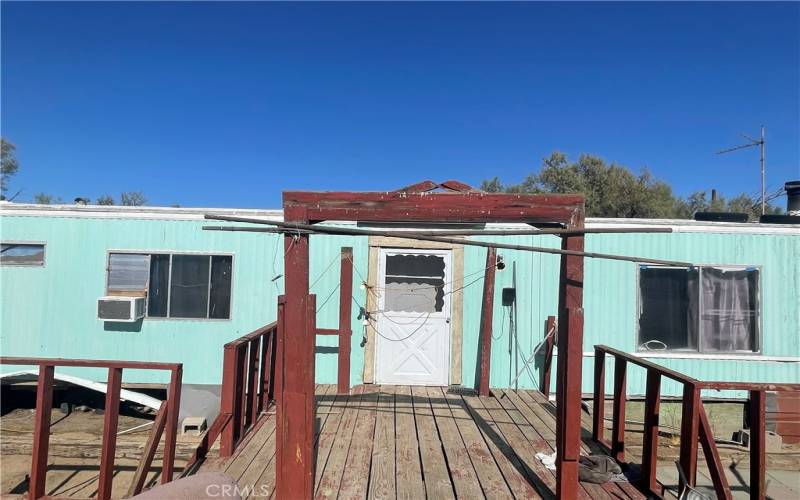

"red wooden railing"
[592, 345, 800, 499]
[0, 357, 182, 500]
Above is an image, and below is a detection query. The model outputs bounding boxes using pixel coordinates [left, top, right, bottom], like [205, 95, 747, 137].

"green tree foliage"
[1, 138, 20, 199]
[33, 193, 64, 204]
[120, 191, 147, 206]
[484, 152, 782, 220]
[97, 194, 115, 205]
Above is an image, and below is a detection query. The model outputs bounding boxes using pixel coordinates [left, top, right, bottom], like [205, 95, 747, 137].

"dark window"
[107, 252, 233, 319]
[639, 266, 759, 353]
[1, 243, 45, 266]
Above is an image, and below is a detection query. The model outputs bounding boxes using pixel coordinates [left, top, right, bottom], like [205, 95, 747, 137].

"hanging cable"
[309, 253, 341, 291]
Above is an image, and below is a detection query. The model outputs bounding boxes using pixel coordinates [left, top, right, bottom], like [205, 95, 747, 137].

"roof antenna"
[716, 126, 766, 215]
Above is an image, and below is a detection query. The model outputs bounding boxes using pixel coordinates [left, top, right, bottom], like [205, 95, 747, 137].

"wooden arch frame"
[277, 189, 586, 499]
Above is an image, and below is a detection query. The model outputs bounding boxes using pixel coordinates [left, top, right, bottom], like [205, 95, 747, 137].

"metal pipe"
[202, 225, 673, 237]
[203, 215, 693, 267]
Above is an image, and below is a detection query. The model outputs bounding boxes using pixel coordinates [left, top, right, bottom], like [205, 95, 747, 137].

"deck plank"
[460, 393, 544, 499]
[426, 386, 484, 499]
[394, 385, 426, 500]
[367, 386, 396, 500]
[315, 385, 364, 499]
[439, 388, 514, 499]
[410, 385, 455, 499]
[314, 385, 349, 491]
[338, 385, 379, 500]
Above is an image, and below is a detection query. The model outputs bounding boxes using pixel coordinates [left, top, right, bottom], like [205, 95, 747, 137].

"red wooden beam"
[98, 367, 122, 500]
[478, 247, 497, 397]
[698, 403, 733, 500]
[29, 364, 54, 500]
[275, 205, 316, 500]
[611, 356, 627, 462]
[219, 345, 238, 457]
[592, 348, 606, 443]
[554, 230, 584, 500]
[161, 366, 182, 484]
[283, 191, 584, 224]
[679, 384, 700, 492]
[338, 247, 353, 395]
[541, 316, 556, 398]
[128, 401, 168, 497]
[749, 390, 766, 500]
[641, 369, 661, 493]
[246, 338, 260, 428]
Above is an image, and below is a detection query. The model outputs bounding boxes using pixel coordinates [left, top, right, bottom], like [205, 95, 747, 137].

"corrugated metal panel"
[1, 213, 797, 395]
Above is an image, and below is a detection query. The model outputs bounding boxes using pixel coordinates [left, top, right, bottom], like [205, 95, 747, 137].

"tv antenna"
[716, 126, 766, 215]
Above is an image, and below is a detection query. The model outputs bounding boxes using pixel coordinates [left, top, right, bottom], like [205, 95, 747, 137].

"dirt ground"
[1, 387, 202, 499]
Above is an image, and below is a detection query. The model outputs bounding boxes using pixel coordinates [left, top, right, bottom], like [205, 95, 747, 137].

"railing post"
[236, 344, 248, 442]
[220, 344, 238, 457]
[641, 369, 661, 494]
[698, 403, 732, 499]
[541, 316, 556, 397]
[478, 247, 497, 397]
[161, 365, 182, 484]
[259, 332, 271, 412]
[29, 364, 54, 500]
[749, 390, 766, 500]
[337, 247, 353, 395]
[592, 348, 606, 442]
[611, 356, 627, 461]
[98, 367, 122, 500]
[247, 337, 260, 427]
[679, 383, 700, 492]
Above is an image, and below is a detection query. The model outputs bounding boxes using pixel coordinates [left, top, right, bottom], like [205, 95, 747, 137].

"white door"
[374, 248, 452, 386]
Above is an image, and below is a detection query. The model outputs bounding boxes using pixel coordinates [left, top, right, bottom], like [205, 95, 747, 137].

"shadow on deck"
[196, 385, 644, 500]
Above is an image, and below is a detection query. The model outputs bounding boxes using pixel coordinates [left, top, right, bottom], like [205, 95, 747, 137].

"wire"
[492, 307, 506, 341]
[309, 253, 341, 291]
[367, 313, 433, 342]
[315, 283, 340, 314]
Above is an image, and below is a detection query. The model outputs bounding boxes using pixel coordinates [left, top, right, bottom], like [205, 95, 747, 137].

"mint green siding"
[2, 212, 797, 396]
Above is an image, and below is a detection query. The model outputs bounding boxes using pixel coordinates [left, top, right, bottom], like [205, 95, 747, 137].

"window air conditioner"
[97, 296, 146, 322]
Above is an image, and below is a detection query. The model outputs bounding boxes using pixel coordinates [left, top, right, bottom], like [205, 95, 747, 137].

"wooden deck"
[198, 385, 645, 499]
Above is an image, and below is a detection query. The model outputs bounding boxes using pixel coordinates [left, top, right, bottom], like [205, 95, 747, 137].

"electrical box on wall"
[502, 287, 516, 306]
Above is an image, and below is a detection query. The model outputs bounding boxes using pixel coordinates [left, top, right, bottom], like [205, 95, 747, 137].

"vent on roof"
[694, 212, 749, 223]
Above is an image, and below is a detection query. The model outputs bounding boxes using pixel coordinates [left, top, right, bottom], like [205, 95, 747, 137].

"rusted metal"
[749, 390, 766, 500]
[128, 401, 168, 497]
[541, 316, 556, 398]
[611, 356, 627, 461]
[641, 369, 661, 493]
[698, 404, 733, 499]
[478, 247, 497, 397]
[591, 348, 605, 443]
[98, 367, 123, 500]
[29, 364, 54, 500]
[338, 247, 353, 395]
[204, 214, 692, 267]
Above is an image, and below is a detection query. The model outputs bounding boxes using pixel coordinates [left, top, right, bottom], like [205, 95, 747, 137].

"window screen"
[384, 254, 446, 313]
[1, 243, 45, 266]
[210, 255, 233, 319]
[638, 266, 758, 353]
[147, 254, 170, 317]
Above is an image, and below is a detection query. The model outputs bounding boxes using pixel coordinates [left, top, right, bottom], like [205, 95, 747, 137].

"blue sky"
[2, 1, 798, 208]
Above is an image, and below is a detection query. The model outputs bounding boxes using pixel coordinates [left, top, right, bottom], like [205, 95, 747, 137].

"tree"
[97, 194, 115, 205]
[120, 191, 147, 206]
[484, 151, 783, 220]
[489, 152, 679, 218]
[1, 138, 20, 199]
[33, 193, 63, 205]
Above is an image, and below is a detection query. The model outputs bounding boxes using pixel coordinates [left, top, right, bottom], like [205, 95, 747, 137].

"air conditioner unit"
[97, 296, 146, 322]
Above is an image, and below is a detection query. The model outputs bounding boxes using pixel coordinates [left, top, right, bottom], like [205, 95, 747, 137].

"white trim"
[578, 351, 800, 362]
[2, 203, 797, 234]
